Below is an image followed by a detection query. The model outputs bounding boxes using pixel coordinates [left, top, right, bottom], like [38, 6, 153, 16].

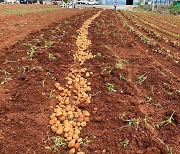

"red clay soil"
[81, 10, 180, 154]
[0, 9, 179, 154]
[129, 12, 180, 40]
[0, 9, 98, 154]
[122, 11, 180, 51]
[0, 4, 90, 53]
[118, 11, 180, 81]
[133, 12, 180, 31]
[120, 11, 180, 66]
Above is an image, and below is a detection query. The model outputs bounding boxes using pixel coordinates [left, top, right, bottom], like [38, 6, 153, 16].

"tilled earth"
[0, 4, 89, 53]
[0, 9, 179, 154]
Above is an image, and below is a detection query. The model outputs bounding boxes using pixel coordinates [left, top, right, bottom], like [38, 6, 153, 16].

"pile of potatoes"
[49, 12, 101, 154]
[49, 67, 92, 153]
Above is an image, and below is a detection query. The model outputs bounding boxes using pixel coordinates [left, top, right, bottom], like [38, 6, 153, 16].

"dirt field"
[0, 4, 89, 52]
[0, 5, 179, 154]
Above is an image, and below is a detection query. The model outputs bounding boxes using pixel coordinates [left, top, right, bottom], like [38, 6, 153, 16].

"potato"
[49, 119, 55, 125]
[69, 148, 75, 154]
[75, 143, 80, 150]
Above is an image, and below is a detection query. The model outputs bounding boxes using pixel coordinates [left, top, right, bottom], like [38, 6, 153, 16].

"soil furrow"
[117, 11, 180, 82]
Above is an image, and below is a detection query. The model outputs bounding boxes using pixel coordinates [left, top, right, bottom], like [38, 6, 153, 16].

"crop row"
[117, 12, 180, 66]
[122, 11, 180, 62]
[127, 11, 180, 39]
[88, 11, 179, 153]
[133, 11, 180, 29]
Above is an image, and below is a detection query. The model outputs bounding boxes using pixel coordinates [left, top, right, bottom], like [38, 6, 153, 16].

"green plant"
[107, 83, 117, 92]
[102, 66, 113, 74]
[156, 111, 175, 128]
[3, 59, 17, 65]
[167, 145, 173, 154]
[83, 136, 91, 146]
[48, 53, 57, 60]
[155, 103, 162, 108]
[121, 139, 129, 147]
[115, 59, 123, 69]
[95, 52, 101, 57]
[126, 118, 140, 126]
[146, 96, 153, 102]
[27, 45, 37, 60]
[0, 70, 12, 86]
[0, 77, 12, 86]
[137, 74, 147, 84]
[41, 79, 46, 88]
[49, 90, 54, 98]
[119, 74, 126, 80]
[51, 136, 66, 152]
[144, 117, 149, 126]
[50, 29, 56, 34]
[45, 41, 53, 48]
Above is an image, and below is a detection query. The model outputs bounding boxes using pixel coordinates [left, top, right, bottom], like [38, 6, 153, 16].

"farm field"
[0, 6, 179, 154]
[0, 4, 89, 52]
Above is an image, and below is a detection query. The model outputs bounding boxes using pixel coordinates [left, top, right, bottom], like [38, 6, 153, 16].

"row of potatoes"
[49, 12, 102, 154]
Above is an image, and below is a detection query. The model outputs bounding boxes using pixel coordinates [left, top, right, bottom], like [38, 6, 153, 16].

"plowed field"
[0, 7, 179, 154]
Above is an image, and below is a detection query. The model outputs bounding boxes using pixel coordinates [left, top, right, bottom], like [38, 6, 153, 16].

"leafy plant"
[49, 90, 54, 98]
[121, 140, 129, 147]
[107, 83, 117, 92]
[48, 53, 57, 60]
[102, 66, 113, 74]
[167, 145, 173, 154]
[137, 74, 147, 84]
[146, 96, 153, 102]
[51, 136, 66, 152]
[45, 41, 53, 48]
[144, 117, 149, 126]
[27, 45, 37, 60]
[0, 70, 12, 86]
[115, 60, 123, 69]
[126, 118, 140, 126]
[156, 111, 175, 128]
[119, 74, 126, 80]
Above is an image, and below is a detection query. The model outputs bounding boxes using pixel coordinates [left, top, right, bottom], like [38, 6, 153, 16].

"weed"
[115, 61, 123, 69]
[102, 66, 113, 74]
[156, 111, 175, 128]
[83, 136, 91, 146]
[34, 38, 41, 43]
[95, 52, 101, 57]
[48, 53, 57, 60]
[103, 45, 109, 49]
[50, 29, 56, 34]
[119, 74, 126, 80]
[0, 77, 12, 86]
[45, 41, 53, 48]
[155, 103, 162, 108]
[167, 145, 173, 154]
[3, 59, 18, 65]
[126, 118, 140, 126]
[27, 45, 37, 60]
[146, 96, 153, 103]
[163, 82, 170, 88]
[107, 83, 117, 92]
[175, 89, 180, 93]
[49, 90, 54, 98]
[137, 74, 147, 84]
[121, 140, 129, 147]
[144, 117, 149, 126]
[22, 66, 29, 72]
[51, 136, 66, 152]
[41, 79, 46, 88]
[0, 70, 12, 86]
[92, 135, 96, 139]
